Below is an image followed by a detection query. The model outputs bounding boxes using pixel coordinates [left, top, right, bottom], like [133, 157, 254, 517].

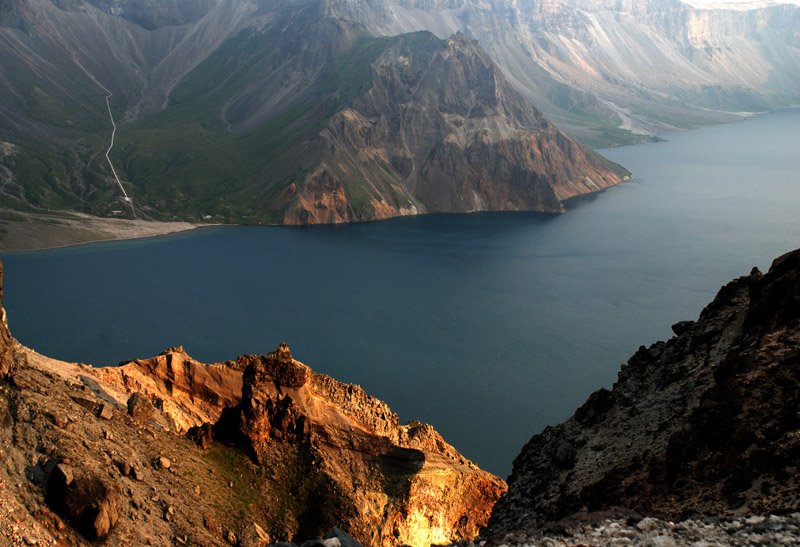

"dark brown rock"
[187, 422, 214, 449]
[47, 464, 122, 541]
[127, 392, 155, 425]
[488, 248, 800, 534]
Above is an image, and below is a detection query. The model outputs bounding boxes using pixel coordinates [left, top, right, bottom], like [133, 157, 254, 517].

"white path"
[103, 92, 134, 216]
[21, 3, 135, 217]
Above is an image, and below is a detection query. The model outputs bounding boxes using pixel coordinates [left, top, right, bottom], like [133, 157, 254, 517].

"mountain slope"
[487, 247, 800, 533]
[333, 0, 800, 144]
[0, 0, 628, 224]
[2, 0, 796, 222]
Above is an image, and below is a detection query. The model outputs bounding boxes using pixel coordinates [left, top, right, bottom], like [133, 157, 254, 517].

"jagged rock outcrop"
[214, 342, 507, 545]
[0, 254, 503, 546]
[487, 248, 800, 534]
[0, 259, 16, 379]
[94, 346, 243, 431]
[284, 32, 625, 224]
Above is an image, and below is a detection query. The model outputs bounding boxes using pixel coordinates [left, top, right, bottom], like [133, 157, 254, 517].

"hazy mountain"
[0, 0, 626, 223]
[331, 0, 800, 144]
[0, 0, 796, 223]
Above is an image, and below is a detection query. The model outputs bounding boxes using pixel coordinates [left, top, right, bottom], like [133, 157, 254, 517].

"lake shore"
[0, 209, 204, 252]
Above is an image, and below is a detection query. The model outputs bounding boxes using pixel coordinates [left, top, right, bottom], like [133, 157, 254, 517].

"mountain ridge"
[3, 0, 796, 229]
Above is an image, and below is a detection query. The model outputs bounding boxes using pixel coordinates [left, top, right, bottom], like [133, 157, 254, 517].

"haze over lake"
[3, 108, 798, 476]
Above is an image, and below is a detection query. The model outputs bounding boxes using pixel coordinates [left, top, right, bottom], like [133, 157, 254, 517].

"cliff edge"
[0, 258, 504, 546]
[488, 248, 800, 534]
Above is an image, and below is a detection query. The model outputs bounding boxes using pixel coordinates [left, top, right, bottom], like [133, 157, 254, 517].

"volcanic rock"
[95, 346, 243, 431]
[0, 259, 17, 379]
[46, 463, 121, 541]
[127, 392, 155, 425]
[284, 31, 626, 224]
[488, 248, 800, 533]
[214, 343, 506, 545]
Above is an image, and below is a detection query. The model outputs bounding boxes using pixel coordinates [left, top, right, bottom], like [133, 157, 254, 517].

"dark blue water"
[3, 108, 799, 477]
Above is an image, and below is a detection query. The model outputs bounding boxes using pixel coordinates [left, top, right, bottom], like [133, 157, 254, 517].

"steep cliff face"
[488, 248, 800, 534]
[213, 343, 506, 545]
[284, 32, 625, 224]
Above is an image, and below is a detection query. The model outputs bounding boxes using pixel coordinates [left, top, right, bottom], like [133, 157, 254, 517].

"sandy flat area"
[0, 209, 205, 251]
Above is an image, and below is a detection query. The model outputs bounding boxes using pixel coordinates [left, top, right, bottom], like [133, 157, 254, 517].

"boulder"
[238, 521, 271, 547]
[323, 527, 361, 547]
[127, 392, 155, 425]
[47, 463, 121, 541]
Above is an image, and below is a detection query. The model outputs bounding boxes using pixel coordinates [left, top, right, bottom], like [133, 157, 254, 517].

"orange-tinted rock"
[0, 260, 17, 379]
[94, 347, 243, 431]
[217, 344, 506, 545]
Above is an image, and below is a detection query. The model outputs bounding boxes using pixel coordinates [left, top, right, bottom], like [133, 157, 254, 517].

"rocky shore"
[453, 511, 800, 547]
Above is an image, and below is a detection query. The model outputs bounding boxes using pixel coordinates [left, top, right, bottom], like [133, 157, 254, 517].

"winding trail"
[103, 92, 135, 217]
[16, 0, 135, 217]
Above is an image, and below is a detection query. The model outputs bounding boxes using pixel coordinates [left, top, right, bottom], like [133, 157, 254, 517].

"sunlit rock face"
[215, 342, 507, 545]
[0, 260, 15, 379]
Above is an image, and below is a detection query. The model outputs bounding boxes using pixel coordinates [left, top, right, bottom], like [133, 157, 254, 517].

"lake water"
[2, 108, 798, 477]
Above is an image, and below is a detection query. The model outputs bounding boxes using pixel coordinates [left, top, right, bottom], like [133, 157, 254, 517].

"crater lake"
[2, 108, 798, 476]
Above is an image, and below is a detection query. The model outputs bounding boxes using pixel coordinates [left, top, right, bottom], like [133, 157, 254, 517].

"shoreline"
[0, 209, 210, 252]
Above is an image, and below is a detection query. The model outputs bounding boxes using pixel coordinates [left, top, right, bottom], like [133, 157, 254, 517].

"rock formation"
[284, 32, 625, 224]
[0, 259, 16, 379]
[487, 248, 800, 534]
[0, 257, 504, 546]
[212, 343, 507, 545]
[93, 346, 244, 431]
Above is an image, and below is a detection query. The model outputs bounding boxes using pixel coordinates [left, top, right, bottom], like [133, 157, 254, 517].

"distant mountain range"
[0, 0, 796, 224]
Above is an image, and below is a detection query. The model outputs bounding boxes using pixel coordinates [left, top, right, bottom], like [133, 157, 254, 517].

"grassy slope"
[114, 24, 396, 223]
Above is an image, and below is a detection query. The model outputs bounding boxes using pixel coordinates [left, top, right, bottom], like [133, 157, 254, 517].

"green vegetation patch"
[113, 28, 398, 223]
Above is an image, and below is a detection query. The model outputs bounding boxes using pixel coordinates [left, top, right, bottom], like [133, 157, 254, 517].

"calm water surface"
[3, 108, 799, 476]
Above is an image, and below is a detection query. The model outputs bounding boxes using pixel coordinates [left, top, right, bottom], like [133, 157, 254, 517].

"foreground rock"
[456, 510, 800, 546]
[213, 342, 506, 545]
[488, 248, 800, 533]
[0, 257, 503, 546]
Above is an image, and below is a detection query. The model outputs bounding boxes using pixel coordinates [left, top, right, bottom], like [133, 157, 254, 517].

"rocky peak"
[284, 28, 626, 224]
[487, 247, 800, 533]
[211, 342, 506, 544]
